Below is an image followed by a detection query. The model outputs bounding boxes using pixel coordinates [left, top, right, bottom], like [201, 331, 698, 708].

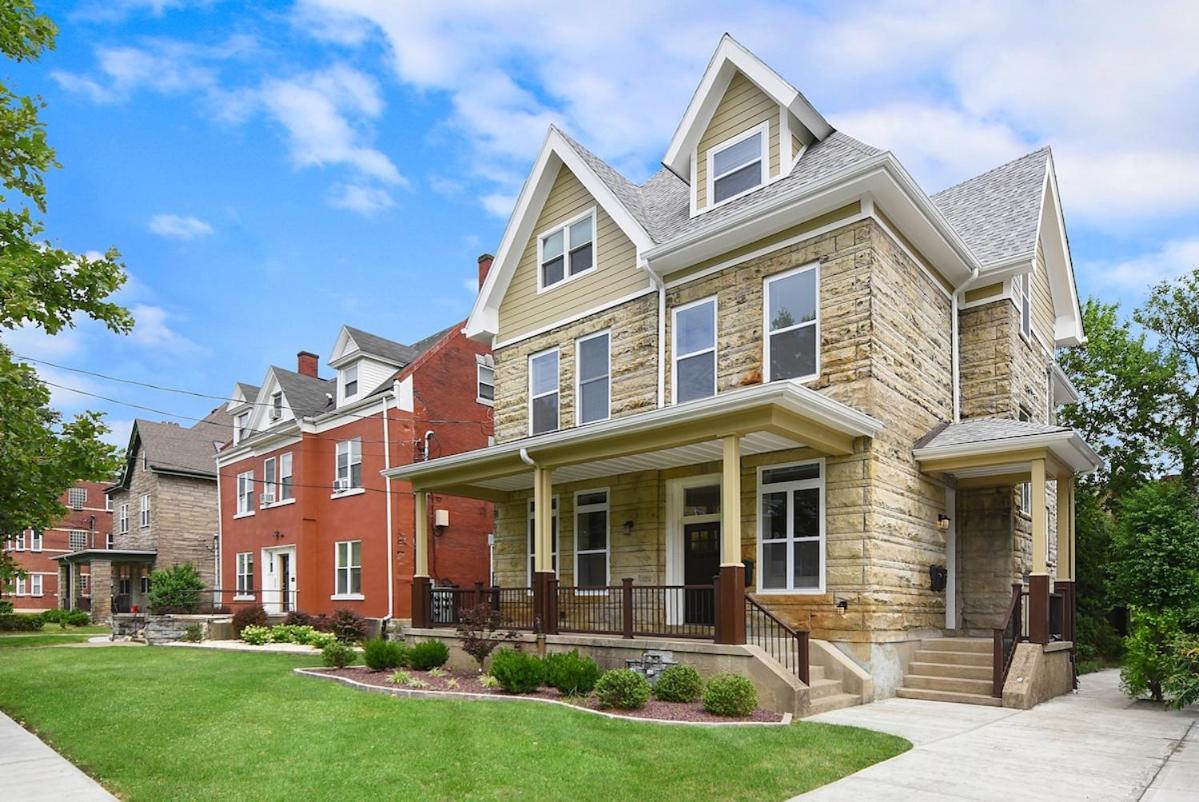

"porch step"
[808, 692, 862, 716]
[913, 649, 991, 667]
[808, 664, 825, 682]
[901, 673, 993, 696]
[907, 661, 992, 681]
[807, 678, 844, 701]
[917, 637, 991, 653]
[895, 687, 1001, 707]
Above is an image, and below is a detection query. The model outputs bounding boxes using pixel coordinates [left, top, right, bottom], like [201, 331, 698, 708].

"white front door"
[262, 547, 297, 614]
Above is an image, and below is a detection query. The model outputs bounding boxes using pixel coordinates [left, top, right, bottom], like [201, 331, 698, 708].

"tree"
[1108, 481, 1199, 616]
[0, 0, 131, 587]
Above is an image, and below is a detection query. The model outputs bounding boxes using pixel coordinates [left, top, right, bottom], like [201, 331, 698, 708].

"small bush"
[702, 673, 758, 717]
[182, 624, 204, 643]
[654, 664, 703, 702]
[595, 669, 650, 709]
[39, 608, 68, 624]
[310, 613, 334, 633]
[1121, 610, 1180, 702]
[321, 641, 356, 668]
[445, 677, 459, 690]
[408, 639, 450, 670]
[232, 605, 267, 635]
[331, 609, 368, 643]
[308, 631, 337, 649]
[364, 638, 408, 671]
[240, 625, 271, 645]
[406, 677, 430, 689]
[269, 626, 295, 643]
[289, 626, 318, 645]
[545, 650, 600, 695]
[284, 611, 312, 627]
[0, 613, 44, 632]
[146, 563, 205, 614]
[456, 603, 519, 670]
[66, 610, 90, 626]
[0, 599, 12, 614]
[390, 670, 411, 685]
[479, 674, 500, 690]
[489, 648, 545, 693]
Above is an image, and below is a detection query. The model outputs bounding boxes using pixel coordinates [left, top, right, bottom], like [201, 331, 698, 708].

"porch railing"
[430, 584, 535, 630]
[745, 594, 810, 685]
[992, 583, 1026, 697]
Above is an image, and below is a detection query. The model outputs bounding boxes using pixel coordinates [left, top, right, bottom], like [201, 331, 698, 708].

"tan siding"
[1032, 239, 1055, 346]
[964, 282, 1003, 304]
[497, 164, 647, 342]
[694, 71, 780, 210]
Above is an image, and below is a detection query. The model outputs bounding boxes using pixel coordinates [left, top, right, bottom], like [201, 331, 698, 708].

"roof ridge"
[932, 146, 1051, 199]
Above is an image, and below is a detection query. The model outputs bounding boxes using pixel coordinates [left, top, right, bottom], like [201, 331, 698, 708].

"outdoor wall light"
[937, 514, 951, 531]
[622, 520, 635, 536]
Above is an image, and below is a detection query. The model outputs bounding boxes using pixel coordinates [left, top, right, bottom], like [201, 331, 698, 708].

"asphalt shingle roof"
[272, 368, 335, 419]
[234, 383, 259, 402]
[915, 418, 1071, 451]
[135, 408, 233, 478]
[343, 326, 421, 366]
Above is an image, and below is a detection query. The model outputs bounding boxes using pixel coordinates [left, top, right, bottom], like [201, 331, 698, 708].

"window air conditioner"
[260, 491, 275, 506]
[333, 478, 350, 492]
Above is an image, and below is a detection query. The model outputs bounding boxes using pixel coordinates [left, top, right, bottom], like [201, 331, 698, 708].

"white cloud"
[101, 418, 136, 448]
[1094, 238, 1199, 291]
[128, 304, 207, 356]
[328, 183, 394, 214]
[148, 213, 214, 239]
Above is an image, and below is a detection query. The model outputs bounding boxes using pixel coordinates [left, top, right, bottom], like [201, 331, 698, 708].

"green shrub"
[321, 641, 356, 668]
[308, 631, 337, 649]
[1121, 610, 1180, 702]
[594, 669, 650, 709]
[653, 664, 703, 702]
[283, 611, 312, 627]
[1164, 634, 1199, 710]
[544, 650, 600, 695]
[702, 673, 758, 717]
[240, 625, 271, 645]
[182, 624, 204, 643]
[146, 563, 205, 614]
[289, 625, 318, 645]
[0, 613, 44, 632]
[0, 599, 12, 614]
[66, 610, 90, 626]
[408, 640, 449, 670]
[489, 648, 545, 693]
[39, 608, 68, 624]
[231, 605, 266, 635]
[331, 609, 368, 643]
[363, 638, 408, 671]
[479, 674, 500, 690]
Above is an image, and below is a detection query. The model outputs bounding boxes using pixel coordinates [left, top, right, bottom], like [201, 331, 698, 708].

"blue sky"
[9, 0, 1199, 445]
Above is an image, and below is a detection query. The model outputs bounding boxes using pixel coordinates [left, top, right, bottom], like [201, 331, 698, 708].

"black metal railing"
[993, 583, 1027, 697]
[429, 584, 535, 630]
[745, 594, 810, 684]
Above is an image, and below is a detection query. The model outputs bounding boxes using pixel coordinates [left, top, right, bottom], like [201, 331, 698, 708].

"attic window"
[234, 412, 250, 443]
[270, 392, 283, 420]
[344, 363, 359, 398]
[709, 125, 766, 206]
[539, 210, 594, 291]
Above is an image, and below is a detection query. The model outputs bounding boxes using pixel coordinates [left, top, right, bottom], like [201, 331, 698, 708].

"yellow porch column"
[533, 466, 554, 573]
[1031, 458, 1048, 575]
[1056, 476, 1073, 582]
[414, 490, 429, 578]
[720, 435, 742, 567]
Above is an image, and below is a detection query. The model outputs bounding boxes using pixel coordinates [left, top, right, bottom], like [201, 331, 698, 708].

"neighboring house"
[2, 481, 113, 613]
[215, 301, 494, 621]
[56, 410, 231, 621]
[386, 36, 1097, 713]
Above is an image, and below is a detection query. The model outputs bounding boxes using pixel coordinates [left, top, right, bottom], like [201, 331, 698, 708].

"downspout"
[952, 266, 982, 422]
[381, 381, 396, 632]
[214, 461, 223, 609]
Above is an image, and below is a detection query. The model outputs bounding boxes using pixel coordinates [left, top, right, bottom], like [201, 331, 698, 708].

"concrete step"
[896, 686, 1001, 706]
[807, 678, 843, 701]
[902, 673, 993, 695]
[908, 661, 992, 681]
[807, 692, 861, 716]
[808, 664, 825, 682]
[914, 649, 992, 667]
[919, 638, 991, 654]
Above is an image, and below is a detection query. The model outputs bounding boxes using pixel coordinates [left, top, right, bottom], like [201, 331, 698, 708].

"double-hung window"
[13, 531, 25, 551]
[673, 297, 717, 403]
[1017, 407, 1033, 513]
[709, 124, 766, 205]
[527, 498, 558, 583]
[119, 503, 129, 534]
[30, 531, 42, 552]
[335, 439, 362, 491]
[529, 349, 560, 435]
[539, 211, 594, 290]
[477, 360, 495, 405]
[69, 530, 87, 551]
[270, 392, 284, 420]
[279, 453, 293, 501]
[335, 540, 362, 596]
[758, 460, 825, 593]
[139, 493, 151, 528]
[234, 412, 250, 443]
[343, 364, 358, 398]
[576, 332, 610, 424]
[30, 574, 42, 597]
[236, 471, 254, 515]
[574, 490, 609, 590]
[236, 552, 254, 595]
[68, 486, 86, 509]
[263, 458, 277, 505]
[765, 265, 819, 382]
[106, 533, 114, 550]
[14, 576, 25, 595]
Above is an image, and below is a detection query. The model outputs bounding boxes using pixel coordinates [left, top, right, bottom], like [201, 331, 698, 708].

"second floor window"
[106, 533, 114, 549]
[335, 439, 362, 491]
[119, 503, 129, 534]
[529, 349, 560, 435]
[13, 531, 25, 550]
[539, 211, 594, 290]
[709, 125, 766, 205]
[105, 494, 112, 512]
[279, 452, 293, 502]
[30, 531, 42, 551]
[139, 494, 151, 528]
[335, 540, 362, 596]
[765, 265, 819, 382]
[477, 363, 495, 404]
[236, 552, 254, 594]
[236, 471, 254, 515]
[674, 297, 717, 403]
[263, 458, 277, 505]
[69, 530, 87, 551]
[577, 332, 610, 424]
[68, 486, 86, 509]
[234, 412, 250, 443]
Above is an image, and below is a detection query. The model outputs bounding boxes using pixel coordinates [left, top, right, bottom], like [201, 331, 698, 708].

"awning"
[54, 549, 157, 565]
[914, 418, 1101, 484]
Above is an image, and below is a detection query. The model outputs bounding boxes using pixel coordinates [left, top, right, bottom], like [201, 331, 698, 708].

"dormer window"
[270, 392, 283, 420]
[539, 210, 594, 291]
[344, 363, 359, 398]
[708, 124, 766, 206]
[234, 412, 249, 443]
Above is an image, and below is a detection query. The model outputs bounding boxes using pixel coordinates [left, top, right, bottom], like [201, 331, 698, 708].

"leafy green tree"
[0, 0, 131, 587]
[1073, 485, 1122, 661]
[1108, 481, 1199, 615]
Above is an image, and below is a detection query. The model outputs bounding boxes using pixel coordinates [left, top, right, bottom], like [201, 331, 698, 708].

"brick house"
[386, 36, 1098, 715]
[215, 306, 494, 622]
[2, 481, 112, 613]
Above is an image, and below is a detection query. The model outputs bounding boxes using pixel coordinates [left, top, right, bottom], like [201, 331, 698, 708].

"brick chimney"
[477, 253, 494, 291]
[297, 351, 319, 378]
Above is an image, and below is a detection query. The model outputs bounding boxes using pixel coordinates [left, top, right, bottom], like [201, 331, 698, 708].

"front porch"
[54, 549, 157, 621]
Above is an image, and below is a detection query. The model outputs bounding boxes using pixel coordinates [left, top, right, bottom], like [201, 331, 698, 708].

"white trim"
[330, 594, 365, 601]
[703, 121, 770, 212]
[754, 458, 826, 595]
[330, 487, 366, 500]
[572, 488, 610, 593]
[528, 347, 561, 436]
[763, 262, 820, 384]
[913, 430, 1101, 475]
[232, 511, 256, 520]
[260, 497, 297, 510]
[671, 295, 718, 405]
[536, 206, 598, 294]
[235, 551, 254, 596]
[575, 329, 611, 426]
[235, 470, 254, 516]
[945, 486, 956, 630]
[527, 496, 559, 587]
[493, 287, 654, 350]
[665, 473, 722, 625]
[476, 363, 495, 406]
[139, 493, 151, 528]
[335, 437, 362, 490]
[334, 539, 362, 598]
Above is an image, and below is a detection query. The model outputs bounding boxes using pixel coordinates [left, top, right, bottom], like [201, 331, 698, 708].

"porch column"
[1056, 476, 1073, 582]
[58, 563, 69, 610]
[717, 435, 746, 645]
[1028, 458, 1050, 644]
[411, 489, 431, 627]
[532, 465, 557, 634]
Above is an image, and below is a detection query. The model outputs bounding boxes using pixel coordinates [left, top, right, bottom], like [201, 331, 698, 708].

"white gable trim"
[464, 126, 655, 341]
[662, 34, 832, 180]
[329, 326, 359, 367]
[1036, 157, 1085, 347]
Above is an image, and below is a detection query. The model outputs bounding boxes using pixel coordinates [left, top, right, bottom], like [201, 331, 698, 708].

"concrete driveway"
[796, 670, 1198, 801]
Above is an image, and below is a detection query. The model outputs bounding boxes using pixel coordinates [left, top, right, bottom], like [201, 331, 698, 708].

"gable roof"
[271, 367, 335, 419]
[117, 407, 233, 486]
[342, 326, 419, 366]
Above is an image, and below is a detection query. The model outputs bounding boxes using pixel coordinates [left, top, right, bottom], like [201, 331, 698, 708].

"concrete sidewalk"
[796, 670, 1198, 801]
[0, 712, 115, 801]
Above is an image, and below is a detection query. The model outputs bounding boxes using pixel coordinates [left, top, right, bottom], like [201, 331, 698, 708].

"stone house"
[385, 35, 1098, 714]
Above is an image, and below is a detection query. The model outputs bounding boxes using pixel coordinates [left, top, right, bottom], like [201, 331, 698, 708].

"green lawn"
[0, 645, 908, 801]
[0, 626, 109, 648]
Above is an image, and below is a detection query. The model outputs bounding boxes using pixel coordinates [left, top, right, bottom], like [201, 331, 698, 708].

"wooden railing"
[992, 583, 1027, 697]
[745, 594, 810, 685]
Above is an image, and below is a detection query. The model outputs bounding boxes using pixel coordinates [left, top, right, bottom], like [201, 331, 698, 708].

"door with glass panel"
[677, 483, 721, 626]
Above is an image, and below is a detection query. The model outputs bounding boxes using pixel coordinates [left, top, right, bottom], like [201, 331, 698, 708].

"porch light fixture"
[937, 514, 951, 531]
[622, 520, 635, 536]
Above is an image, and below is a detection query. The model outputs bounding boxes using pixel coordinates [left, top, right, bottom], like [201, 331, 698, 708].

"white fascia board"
[1050, 361, 1080, 406]
[464, 126, 654, 341]
[1040, 157, 1085, 347]
[328, 326, 357, 365]
[215, 431, 304, 467]
[914, 430, 1101, 474]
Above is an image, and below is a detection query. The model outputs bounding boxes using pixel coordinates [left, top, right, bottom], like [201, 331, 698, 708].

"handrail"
[745, 594, 810, 685]
[992, 583, 1026, 697]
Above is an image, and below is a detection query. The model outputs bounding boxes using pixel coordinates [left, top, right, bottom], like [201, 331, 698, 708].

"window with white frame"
[105, 494, 113, 512]
[81, 574, 90, 593]
[527, 497, 558, 583]
[13, 531, 25, 550]
[139, 493, 151, 528]
[68, 486, 86, 509]
[234, 412, 250, 443]
[30, 530, 42, 551]
[335, 540, 362, 596]
[263, 457, 277, 505]
[140, 570, 150, 594]
[106, 533, 114, 550]
[1018, 406, 1033, 513]
[236, 471, 254, 514]
[765, 265, 819, 382]
[709, 125, 766, 205]
[477, 362, 494, 404]
[119, 503, 129, 534]
[529, 349, 560, 435]
[1016, 273, 1032, 340]
[14, 576, 25, 595]
[758, 460, 825, 592]
[539, 210, 594, 290]
[673, 297, 717, 403]
[335, 439, 362, 490]
[279, 452, 293, 501]
[574, 490, 609, 589]
[576, 332, 610, 425]
[30, 574, 42, 597]
[236, 552, 254, 595]
[69, 530, 87, 551]
[343, 363, 359, 398]
[270, 391, 284, 420]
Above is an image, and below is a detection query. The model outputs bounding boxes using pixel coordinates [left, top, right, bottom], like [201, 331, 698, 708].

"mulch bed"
[316, 666, 784, 724]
